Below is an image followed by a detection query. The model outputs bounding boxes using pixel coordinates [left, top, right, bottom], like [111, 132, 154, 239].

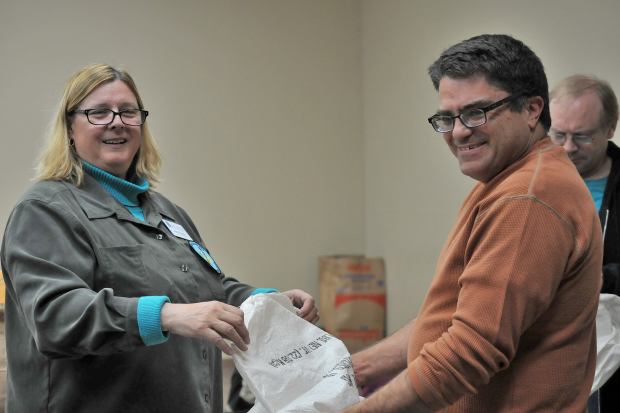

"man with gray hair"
[550, 74, 620, 413]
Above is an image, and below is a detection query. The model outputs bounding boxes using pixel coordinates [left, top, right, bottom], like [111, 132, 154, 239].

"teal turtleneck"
[585, 176, 607, 212]
[82, 161, 150, 221]
[82, 161, 169, 345]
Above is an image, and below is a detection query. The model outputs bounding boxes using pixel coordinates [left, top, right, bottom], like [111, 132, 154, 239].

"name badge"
[189, 241, 222, 274]
[162, 219, 193, 241]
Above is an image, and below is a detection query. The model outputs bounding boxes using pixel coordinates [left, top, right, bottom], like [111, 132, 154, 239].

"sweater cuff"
[408, 358, 447, 411]
[137, 296, 171, 346]
[251, 288, 278, 295]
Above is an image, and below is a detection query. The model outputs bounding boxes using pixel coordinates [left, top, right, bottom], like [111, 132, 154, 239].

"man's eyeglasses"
[428, 94, 522, 133]
[69, 108, 149, 126]
[549, 131, 595, 146]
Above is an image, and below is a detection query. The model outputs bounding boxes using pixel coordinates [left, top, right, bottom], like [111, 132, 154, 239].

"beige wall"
[2, 0, 620, 335]
[0, 0, 365, 298]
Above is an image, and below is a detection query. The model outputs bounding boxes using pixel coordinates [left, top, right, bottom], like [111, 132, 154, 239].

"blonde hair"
[35, 63, 161, 186]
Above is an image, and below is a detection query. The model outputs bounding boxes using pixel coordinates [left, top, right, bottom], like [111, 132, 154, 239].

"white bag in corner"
[592, 293, 620, 394]
[231, 293, 362, 413]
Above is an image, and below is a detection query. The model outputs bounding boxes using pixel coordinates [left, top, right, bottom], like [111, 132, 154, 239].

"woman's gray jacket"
[1, 174, 255, 412]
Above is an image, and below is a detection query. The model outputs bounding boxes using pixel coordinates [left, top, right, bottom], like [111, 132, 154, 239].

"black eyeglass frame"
[427, 94, 523, 133]
[69, 108, 149, 126]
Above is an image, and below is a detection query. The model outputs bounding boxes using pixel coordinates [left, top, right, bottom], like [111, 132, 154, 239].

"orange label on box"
[334, 293, 386, 308]
[346, 263, 372, 273]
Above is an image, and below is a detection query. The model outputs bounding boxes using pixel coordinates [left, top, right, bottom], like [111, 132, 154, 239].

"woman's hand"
[281, 289, 319, 324]
[160, 301, 250, 355]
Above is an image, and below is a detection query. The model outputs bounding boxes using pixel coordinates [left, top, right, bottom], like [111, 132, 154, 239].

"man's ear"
[606, 124, 616, 141]
[525, 96, 544, 129]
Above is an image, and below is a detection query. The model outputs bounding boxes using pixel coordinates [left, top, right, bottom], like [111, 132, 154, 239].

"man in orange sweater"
[341, 34, 602, 412]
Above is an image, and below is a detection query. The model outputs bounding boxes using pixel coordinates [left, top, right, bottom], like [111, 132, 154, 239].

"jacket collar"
[607, 140, 620, 161]
[601, 141, 620, 213]
[65, 174, 176, 224]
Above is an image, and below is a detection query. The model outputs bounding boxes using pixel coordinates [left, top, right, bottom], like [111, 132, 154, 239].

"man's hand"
[339, 370, 431, 413]
[348, 320, 414, 396]
[160, 301, 250, 355]
[352, 351, 386, 396]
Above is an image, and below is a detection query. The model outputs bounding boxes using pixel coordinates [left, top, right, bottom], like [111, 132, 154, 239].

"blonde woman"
[1, 64, 317, 413]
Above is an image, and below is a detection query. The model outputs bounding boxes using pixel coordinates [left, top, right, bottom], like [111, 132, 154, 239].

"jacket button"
[180, 264, 189, 272]
[202, 349, 207, 360]
[204, 393, 210, 403]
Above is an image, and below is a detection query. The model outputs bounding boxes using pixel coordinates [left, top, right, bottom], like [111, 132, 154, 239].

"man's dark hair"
[428, 34, 550, 130]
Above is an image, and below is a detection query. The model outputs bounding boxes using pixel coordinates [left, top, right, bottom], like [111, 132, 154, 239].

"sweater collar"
[82, 161, 149, 207]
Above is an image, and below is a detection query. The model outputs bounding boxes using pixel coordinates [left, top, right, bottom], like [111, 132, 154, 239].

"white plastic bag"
[231, 293, 362, 413]
[592, 293, 620, 393]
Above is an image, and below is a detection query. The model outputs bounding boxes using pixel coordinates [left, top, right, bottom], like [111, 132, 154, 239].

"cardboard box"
[319, 255, 386, 353]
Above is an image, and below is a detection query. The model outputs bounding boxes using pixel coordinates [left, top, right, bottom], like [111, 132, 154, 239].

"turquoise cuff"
[251, 288, 279, 296]
[137, 296, 171, 346]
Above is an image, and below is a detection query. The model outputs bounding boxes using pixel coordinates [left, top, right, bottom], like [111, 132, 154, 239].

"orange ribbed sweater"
[408, 138, 602, 412]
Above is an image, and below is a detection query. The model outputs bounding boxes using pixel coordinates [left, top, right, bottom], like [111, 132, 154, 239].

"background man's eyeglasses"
[69, 108, 149, 126]
[427, 94, 521, 133]
[549, 131, 595, 146]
